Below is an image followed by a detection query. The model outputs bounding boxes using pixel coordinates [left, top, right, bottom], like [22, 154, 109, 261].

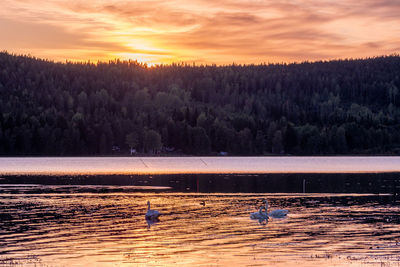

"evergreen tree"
[0, 51, 399, 156]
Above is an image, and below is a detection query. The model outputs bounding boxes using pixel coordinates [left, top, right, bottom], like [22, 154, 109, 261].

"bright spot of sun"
[115, 39, 174, 65]
[116, 52, 169, 66]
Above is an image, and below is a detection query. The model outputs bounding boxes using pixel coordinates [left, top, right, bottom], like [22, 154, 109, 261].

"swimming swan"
[264, 199, 288, 218]
[145, 201, 161, 221]
[250, 206, 269, 220]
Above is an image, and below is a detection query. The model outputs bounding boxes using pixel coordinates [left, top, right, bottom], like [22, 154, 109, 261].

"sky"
[0, 0, 399, 65]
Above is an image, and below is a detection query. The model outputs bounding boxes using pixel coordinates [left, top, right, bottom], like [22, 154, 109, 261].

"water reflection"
[251, 216, 269, 225]
[146, 218, 159, 229]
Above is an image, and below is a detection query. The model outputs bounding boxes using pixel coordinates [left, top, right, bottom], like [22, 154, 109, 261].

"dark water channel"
[2, 172, 400, 194]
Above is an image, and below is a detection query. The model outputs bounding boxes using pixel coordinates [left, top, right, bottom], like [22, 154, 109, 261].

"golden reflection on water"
[1, 191, 400, 266]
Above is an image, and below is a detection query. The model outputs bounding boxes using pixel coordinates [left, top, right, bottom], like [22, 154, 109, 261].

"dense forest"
[1, 51, 400, 156]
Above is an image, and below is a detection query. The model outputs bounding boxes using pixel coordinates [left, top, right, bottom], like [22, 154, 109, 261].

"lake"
[0, 156, 400, 175]
[1, 189, 400, 266]
[1, 157, 400, 266]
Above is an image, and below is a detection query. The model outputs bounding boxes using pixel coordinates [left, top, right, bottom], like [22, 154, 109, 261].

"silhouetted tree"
[0, 51, 399, 155]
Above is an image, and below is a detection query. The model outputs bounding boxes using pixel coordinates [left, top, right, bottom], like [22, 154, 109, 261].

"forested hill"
[1, 52, 400, 156]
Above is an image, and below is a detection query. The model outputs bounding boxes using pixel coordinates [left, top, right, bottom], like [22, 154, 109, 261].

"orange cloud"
[0, 0, 399, 64]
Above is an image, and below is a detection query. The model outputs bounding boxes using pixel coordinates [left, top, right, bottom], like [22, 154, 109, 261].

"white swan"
[145, 201, 161, 221]
[264, 199, 288, 218]
[250, 206, 269, 220]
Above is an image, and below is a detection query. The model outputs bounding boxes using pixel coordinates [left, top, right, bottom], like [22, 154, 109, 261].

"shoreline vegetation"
[1, 52, 400, 156]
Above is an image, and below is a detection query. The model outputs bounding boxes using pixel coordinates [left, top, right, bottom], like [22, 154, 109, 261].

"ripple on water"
[0, 189, 400, 266]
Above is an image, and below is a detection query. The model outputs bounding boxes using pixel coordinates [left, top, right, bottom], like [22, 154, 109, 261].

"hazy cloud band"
[0, 0, 399, 64]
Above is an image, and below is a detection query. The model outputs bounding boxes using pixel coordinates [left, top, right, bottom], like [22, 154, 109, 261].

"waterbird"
[145, 201, 161, 221]
[250, 206, 269, 221]
[264, 199, 288, 218]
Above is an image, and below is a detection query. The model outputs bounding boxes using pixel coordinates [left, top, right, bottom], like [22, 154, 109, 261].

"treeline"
[1, 51, 400, 156]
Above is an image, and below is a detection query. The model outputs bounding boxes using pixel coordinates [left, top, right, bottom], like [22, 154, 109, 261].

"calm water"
[0, 156, 400, 175]
[1, 187, 400, 266]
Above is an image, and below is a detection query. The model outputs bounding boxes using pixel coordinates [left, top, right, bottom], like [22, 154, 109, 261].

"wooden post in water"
[303, 179, 306, 193]
[392, 178, 398, 202]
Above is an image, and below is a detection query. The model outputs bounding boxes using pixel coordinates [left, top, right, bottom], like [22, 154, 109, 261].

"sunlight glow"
[0, 0, 399, 64]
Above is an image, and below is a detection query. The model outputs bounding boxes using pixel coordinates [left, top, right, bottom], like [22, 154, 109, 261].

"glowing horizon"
[0, 0, 399, 65]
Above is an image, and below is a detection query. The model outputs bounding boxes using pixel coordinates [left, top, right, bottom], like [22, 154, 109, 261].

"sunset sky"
[1, 0, 399, 65]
